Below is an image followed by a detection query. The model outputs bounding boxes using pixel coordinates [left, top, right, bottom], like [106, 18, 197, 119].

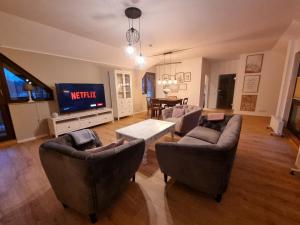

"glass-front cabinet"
[124, 74, 131, 98]
[116, 72, 131, 99]
[117, 73, 125, 99]
[109, 70, 133, 120]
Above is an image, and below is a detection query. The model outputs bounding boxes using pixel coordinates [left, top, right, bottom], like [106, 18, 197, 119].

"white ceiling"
[0, 0, 300, 62]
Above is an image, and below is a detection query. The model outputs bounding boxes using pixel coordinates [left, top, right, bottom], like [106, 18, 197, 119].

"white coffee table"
[115, 119, 175, 163]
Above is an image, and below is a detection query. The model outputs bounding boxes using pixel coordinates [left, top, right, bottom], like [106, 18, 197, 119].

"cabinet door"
[116, 73, 125, 99]
[124, 73, 131, 98]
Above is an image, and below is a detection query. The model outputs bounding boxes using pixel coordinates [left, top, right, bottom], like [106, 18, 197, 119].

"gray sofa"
[162, 105, 202, 135]
[39, 133, 145, 223]
[155, 115, 242, 202]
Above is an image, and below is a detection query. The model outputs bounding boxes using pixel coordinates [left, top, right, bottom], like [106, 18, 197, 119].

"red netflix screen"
[56, 83, 106, 113]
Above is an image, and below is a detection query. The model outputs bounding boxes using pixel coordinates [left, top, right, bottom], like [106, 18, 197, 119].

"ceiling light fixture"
[157, 53, 177, 85]
[125, 44, 135, 55]
[125, 7, 141, 45]
[125, 7, 145, 65]
[136, 53, 145, 65]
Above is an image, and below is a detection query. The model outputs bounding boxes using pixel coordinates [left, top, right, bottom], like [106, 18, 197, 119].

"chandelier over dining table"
[157, 53, 178, 85]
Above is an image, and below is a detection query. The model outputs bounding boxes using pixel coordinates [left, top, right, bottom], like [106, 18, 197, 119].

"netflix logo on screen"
[70, 91, 96, 100]
[56, 83, 106, 113]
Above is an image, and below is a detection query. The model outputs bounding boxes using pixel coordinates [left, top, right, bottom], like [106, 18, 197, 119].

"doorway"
[142, 72, 156, 98]
[216, 74, 236, 109]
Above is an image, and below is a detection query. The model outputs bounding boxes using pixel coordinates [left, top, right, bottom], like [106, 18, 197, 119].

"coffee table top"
[115, 119, 175, 140]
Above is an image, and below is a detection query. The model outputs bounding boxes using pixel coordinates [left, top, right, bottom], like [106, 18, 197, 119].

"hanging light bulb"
[125, 44, 135, 55]
[158, 80, 162, 85]
[136, 54, 145, 65]
[162, 80, 167, 85]
[173, 79, 178, 84]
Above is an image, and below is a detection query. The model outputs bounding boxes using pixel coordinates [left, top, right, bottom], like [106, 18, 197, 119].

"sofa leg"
[132, 174, 135, 182]
[89, 213, 97, 224]
[164, 173, 168, 183]
[61, 203, 68, 208]
[215, 194, 222, 203]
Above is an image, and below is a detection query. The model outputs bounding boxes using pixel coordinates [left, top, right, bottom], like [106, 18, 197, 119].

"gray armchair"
[162, 105, 202, 135]
[155, 115, 242, 202]
[39, 133, 145, 223]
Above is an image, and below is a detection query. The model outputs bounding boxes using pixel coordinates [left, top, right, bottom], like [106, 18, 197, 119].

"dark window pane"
[32, 86, 51, 100]
[0, 111, 7, 137]
[3, 67, 52, 101]
[3, 67, 28, 100]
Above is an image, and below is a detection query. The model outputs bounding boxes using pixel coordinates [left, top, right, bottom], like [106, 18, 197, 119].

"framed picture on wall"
[179, 83, 187, 90]
[162, 74, 169, 80]
[176, 72, 184, 83]
[243, 75, 260, 93]
[240, 95, 257, 111]
[245, 54, 264, 73]
[184, 72, 191, 82]
[169, 75, 176, 80]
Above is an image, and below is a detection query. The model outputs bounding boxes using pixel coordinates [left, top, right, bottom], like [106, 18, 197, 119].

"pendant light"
[125, 7, 145, 65]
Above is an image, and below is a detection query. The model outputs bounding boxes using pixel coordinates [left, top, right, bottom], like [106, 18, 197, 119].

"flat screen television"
[56, 83, 106, 113]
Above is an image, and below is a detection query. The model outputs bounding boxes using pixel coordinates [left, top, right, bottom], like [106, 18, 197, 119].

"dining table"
[155, 98, 183, 107]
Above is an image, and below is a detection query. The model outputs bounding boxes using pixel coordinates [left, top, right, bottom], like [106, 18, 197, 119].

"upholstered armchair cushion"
[186, 126, 221, 144]
[53, 130, 102, 151]
[162, 107, 173, 120]
[199, 115, 233, 132]
[162, 105, 202, 134]
[172, 107, 185, 118]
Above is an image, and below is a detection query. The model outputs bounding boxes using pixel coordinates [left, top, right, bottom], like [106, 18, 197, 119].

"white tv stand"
[48, 108, 114, 137]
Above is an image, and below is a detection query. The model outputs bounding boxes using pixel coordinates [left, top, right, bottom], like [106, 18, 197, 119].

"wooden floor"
[1, 113, 300, 225]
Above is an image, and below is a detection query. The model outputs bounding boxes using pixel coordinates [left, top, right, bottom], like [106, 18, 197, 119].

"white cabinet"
[109, 70, 133, 120]
[48, 108, 113, 137]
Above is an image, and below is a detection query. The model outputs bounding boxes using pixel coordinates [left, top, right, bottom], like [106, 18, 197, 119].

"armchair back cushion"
[163, 105, 202, 134]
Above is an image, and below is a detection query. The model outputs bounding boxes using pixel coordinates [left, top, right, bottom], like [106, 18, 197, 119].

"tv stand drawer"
[80, 117, 100, 128]
[56, 120, 81, 135]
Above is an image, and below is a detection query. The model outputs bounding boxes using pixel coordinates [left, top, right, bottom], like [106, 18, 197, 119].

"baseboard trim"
[17, 134, 49, 143]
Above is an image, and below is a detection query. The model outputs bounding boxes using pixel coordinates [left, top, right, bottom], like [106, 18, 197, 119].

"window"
[32, 86, 52, 100]
[0, 53, 53, 102]
[142, 72, 156, 98]
[3, 67, 29, 101]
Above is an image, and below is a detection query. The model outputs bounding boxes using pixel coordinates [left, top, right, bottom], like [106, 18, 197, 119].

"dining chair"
[146, 97, 152, 116]
[151, 98, 163, 119]
[182, 98, 188, 105]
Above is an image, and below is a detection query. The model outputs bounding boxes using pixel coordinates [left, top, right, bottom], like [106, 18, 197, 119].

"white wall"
[208, 59, 239, 108]
[233, 50, 286, 116]
[156, 57, 203, 106]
